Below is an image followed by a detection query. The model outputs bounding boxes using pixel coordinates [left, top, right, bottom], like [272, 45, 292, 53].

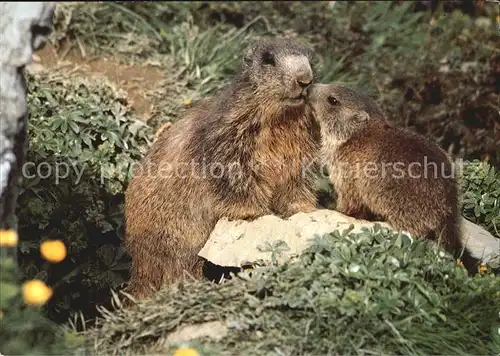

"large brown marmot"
[306, 83, 479, 274]
[123, 38, 321, 300]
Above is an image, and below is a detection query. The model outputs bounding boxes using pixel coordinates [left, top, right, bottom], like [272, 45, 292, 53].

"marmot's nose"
[285, 54, 313, 89]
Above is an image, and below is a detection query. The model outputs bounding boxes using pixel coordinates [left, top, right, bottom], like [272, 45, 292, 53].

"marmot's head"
[306, 83, 386, 142]
[241, 38, 314, 108]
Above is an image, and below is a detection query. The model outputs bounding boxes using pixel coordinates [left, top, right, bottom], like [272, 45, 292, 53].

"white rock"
[198, 209, 499, 269]
[161, 321, 228, 345]
[199, 209, 391, 267]
[460, 218, 499, 268]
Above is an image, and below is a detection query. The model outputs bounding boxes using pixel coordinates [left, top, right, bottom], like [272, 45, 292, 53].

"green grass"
[82, 225, 500, 355]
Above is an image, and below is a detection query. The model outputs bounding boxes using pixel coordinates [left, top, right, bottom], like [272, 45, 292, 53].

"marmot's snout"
[294, 63, 313, 89]
[284, 55, 313, 99]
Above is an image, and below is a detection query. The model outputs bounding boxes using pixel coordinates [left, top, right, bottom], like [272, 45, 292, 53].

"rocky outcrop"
[199, 209, 500, 269]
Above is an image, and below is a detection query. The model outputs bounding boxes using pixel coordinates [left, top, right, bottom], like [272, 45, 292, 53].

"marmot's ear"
[243, 37, 269, 66]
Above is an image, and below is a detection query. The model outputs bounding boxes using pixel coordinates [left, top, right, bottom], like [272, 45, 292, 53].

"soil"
[29, 43, 164, 122]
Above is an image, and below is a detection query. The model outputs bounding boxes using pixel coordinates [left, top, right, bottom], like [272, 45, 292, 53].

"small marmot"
[123, 38, 321, 300]
[306, 83, 479, 274]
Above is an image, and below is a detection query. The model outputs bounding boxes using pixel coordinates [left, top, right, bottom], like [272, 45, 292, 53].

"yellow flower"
[173, 347, 200, 356]
[479, 265, 488, 273]
[0, 229, 18, 247]
[22, 280, 53, 306]
[456, 259, 463, 266]
[40, 240, 67, 263]
[184, 98, 192, 106]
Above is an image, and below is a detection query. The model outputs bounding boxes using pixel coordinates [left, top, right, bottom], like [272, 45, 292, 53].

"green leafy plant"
[17, 70, 153, 325]
[83, 226, 500, 355]
[459, 160, 500, 237]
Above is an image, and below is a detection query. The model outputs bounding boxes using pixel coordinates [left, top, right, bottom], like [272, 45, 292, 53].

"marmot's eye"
[327, 95, 340, 106]
[262, 50, 275, 66]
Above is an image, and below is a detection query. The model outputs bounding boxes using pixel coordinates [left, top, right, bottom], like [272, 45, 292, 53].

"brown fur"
[123, 38, 321, 300]
[307, 83, 479, 275]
